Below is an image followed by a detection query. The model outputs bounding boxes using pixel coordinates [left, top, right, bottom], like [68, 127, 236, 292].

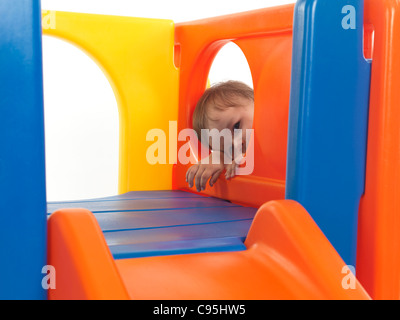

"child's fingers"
[225, 166, 233, 180]
[225, 164, 236, 180]
[186, 166, 198, 188]
[209, 169, 222, 187]
[199, 170, 211, 191]
[200, 168, 218, 191]
[186, 168, 194, 187]
[194, 166, 206, 192]
[200, 168, 220, 191]
[230, 166, 236, 178]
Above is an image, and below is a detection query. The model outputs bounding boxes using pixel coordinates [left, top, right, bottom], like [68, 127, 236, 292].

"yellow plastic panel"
[42, 11, 179, 193]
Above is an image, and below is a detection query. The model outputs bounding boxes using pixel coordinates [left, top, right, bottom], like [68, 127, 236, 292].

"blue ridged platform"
[47, 191, 257, 259]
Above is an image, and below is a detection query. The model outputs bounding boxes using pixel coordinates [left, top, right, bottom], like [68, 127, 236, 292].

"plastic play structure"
[1, 0, 399, 300]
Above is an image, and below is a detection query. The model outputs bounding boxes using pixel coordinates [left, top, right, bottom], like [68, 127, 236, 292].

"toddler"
[186, 80, 254, 192]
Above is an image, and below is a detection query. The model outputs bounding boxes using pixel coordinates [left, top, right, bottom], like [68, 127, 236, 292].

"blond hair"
[192, 80, 254, 139]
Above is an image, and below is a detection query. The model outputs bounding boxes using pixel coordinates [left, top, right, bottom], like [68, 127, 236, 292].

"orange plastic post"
[357, 0, 400, 300]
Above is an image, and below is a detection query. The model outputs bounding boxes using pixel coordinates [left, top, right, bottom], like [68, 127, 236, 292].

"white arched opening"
[208, 42, 253, 88]
[42, 36, 119, 201]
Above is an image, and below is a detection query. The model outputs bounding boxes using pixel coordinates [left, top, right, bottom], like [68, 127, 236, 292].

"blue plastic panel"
[48, 190, 204, 203]
[110, 237, 247, 260]
[48, 191, 257, 259]
[47, 195, 237, 214]
[94, 207, 255, 231]
[0, 0, 47, 299]
[286, 0, 371, 266]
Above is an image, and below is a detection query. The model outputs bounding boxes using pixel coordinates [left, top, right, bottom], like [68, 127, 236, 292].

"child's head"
[192, 80, 254, 154]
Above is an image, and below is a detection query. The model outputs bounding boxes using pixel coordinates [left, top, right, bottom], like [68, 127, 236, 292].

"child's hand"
[225, 161, 237, 180]
[186, 152, 224, 192]
[225, 153, 245, 180]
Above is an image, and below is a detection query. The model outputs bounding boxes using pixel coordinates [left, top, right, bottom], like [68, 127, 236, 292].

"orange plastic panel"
[116, 200, 370, 299]
[173, 5, 294, 207]
[357, 0, 400, 300]
[47, 209, 129, 300]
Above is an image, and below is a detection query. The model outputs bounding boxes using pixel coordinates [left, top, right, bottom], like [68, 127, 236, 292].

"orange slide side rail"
[47, 209, 129, 300]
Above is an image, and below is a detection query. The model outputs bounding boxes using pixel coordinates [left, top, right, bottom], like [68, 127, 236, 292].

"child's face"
[206, 97, 254, 156]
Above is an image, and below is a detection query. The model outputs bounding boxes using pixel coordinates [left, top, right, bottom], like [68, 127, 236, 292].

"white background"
[41, 0, 296, 201]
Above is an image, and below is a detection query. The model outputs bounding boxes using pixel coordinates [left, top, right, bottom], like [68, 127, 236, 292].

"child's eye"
[233, 121, 240, 130]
